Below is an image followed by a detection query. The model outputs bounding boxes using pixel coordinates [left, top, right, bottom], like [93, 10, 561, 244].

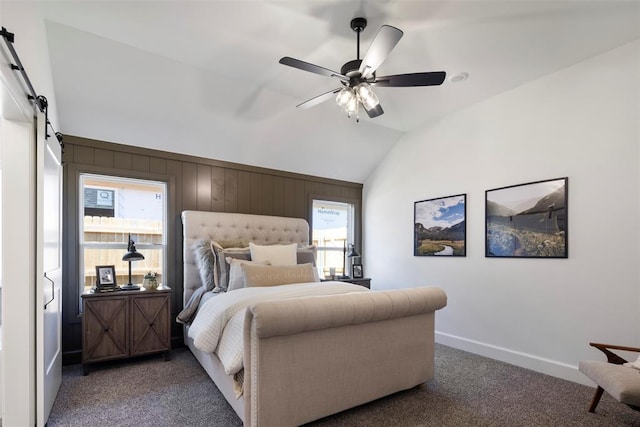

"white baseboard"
[435, 331, 594, 387]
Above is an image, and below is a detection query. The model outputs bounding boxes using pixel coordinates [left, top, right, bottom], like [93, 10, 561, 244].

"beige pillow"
[226, 257, 269, 291]
[242, 263, 316, 287]
[249, 242, 297, 265]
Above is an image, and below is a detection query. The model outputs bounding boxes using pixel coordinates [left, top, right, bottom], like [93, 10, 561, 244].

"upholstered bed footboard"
[243, 286, 447, 427]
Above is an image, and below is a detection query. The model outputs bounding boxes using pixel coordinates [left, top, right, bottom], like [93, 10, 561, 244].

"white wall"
[363, 40, 640, 385]
[1, 2, 60, 125]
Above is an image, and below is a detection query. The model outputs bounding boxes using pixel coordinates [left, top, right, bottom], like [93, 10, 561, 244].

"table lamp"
[339, 242, 361, 279]
[346, 243, 360, 278]
[121, 233, 144, 290]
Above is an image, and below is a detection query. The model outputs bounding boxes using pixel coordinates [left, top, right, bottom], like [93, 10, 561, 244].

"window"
[79, 174, 166, 296]
[311, 200, 355, 278]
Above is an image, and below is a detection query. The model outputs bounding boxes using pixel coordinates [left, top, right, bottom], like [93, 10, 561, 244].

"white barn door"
[35, 111, 62, 425]
[1, 81, 37, 425]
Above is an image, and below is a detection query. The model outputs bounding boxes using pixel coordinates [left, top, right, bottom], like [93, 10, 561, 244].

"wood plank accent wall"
[62, 135, 363, 363]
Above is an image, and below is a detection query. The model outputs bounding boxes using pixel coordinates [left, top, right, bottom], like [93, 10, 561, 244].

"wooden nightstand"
[321, 277, 371, 289]
[81, 287, 171, 375]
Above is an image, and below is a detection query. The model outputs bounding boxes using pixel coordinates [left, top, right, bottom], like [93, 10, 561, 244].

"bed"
[181, 210, 447, 426]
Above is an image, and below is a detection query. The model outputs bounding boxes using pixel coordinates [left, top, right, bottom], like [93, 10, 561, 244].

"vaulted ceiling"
[35, 1, 640, 182]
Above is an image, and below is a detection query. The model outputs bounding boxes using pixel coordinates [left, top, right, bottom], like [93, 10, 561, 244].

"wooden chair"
[579, 342, 640, 413]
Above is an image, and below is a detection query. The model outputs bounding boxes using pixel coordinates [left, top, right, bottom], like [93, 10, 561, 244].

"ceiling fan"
[279, 17, 446, 120]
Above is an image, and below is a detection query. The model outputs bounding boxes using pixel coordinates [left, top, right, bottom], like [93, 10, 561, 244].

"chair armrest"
[589, 342, 640, 365]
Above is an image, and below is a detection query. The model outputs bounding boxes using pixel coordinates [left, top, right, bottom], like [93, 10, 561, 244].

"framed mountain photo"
[414, 194, 466, 256]
[485, 177, 568, 258]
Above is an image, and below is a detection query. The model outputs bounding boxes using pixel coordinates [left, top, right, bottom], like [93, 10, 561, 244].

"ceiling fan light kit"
[279, 17, 447, 121]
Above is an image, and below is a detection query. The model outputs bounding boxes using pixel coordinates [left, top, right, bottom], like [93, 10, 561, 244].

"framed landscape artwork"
[485, 177, 568, 258]
[414, 194, 466, 256]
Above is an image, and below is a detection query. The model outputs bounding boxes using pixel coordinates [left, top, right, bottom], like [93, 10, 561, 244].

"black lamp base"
[121, 261, 140, 291]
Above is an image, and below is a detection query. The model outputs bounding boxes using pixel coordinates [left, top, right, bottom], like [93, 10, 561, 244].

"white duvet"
[187, 281, 367, 375]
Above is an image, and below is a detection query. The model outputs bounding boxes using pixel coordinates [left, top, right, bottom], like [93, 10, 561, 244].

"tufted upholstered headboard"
[181, 210, 310, 304]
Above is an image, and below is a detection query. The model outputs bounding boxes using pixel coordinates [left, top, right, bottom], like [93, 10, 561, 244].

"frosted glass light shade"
[345, 96, 358, 114]
[356, 83, 379, 110]
[336, 88, 355, 108]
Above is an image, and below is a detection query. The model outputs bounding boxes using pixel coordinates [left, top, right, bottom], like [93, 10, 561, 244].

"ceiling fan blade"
[279, 57, 348, 81]
[359, 25, 404, 78]
[364, 103, 384, 118]
[296, 88, 342, 110]
[372, 71, 447, 87]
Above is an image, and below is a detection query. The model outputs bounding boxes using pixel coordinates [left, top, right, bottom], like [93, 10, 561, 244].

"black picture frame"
[485, 177, 568, 258]
[352, 263, 363, 279]
[414, 194, 466, 256]
[96, 265, 117, 287]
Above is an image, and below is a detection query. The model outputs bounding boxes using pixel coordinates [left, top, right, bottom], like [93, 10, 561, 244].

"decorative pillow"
[242, 263, 316, 287]
[249, 242, 297, 266]
[211, 243, 251, 291]
[297, 249, 316, 266]
[226, 257, 269, 292]
[193, 240, 217, 291]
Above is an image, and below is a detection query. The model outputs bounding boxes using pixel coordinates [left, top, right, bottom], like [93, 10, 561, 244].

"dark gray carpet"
[48, 344, 640, 426]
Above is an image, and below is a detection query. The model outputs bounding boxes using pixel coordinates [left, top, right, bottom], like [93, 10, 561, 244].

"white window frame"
[311, 199, 356, 277]
[78, 174, 167, 306]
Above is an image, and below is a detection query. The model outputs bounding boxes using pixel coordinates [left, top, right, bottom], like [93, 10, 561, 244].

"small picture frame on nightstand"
[95, 265, 118, 291]
[352, 263, 363, 279]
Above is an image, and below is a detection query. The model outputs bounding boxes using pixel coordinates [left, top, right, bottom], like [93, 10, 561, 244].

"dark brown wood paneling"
[150, 157, 167, 174]
[166, 161, 182, 215]
[237, 171, 251, 213]
[114, 152, 133, 170]
[261, 174, 274, 215]
[62, 143, 74, 165]
[94, 149, 114, 168]
[283, 178, 296, 217]
[62, 135, 362, 364]
[182, 162, 198, 211]
[250, 173, 262, 214]
[196, 164, 212, 211]
[224, 168, 238, 212]
[341, 186, 360, 200]
[294, 180, 306, 218]
[211, 167, 225, 212]
[74, 145, 94, 165]
[132, 154, 150, 172]
[273, 176, 284, 217]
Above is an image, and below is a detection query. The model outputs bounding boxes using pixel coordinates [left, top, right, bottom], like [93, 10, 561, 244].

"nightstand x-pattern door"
[131, 294, 171, 356]
[83, 296, 129, 361]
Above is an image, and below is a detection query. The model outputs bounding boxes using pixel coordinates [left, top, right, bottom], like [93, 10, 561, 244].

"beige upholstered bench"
[579, 342, 640, 413]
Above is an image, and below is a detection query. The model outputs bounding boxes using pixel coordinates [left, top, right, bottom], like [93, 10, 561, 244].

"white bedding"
[188, 282, 367, 375]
